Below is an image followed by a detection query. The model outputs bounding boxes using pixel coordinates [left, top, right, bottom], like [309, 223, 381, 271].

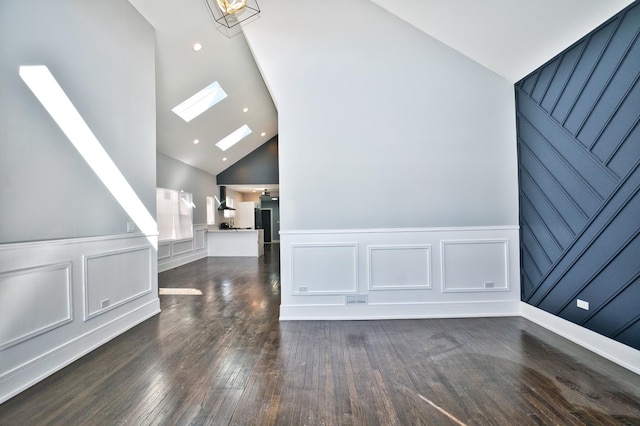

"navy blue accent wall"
[217, 136, 278, 185]
[516, 1, 640, 350]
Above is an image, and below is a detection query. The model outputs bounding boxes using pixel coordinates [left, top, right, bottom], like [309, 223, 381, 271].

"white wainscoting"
[84, 246, 153, 320]
[291, 243, 358, 294]
[280, 226, 520, 320]
[0, 262, 72, 351]
[368, 245, 431, 291]
[158, 224, 208, 273]
[158, 243, 171, 260]
[172, 239, 194, 256]
[0, 233, 159, 404]
[195, 228, 206, 250]
[441, 239, 509, 292]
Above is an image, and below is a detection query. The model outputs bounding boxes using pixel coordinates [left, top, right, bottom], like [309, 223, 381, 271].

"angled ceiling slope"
[217, 136, 278, 185]
[128, 0, 278, 177]
[371, 0, 635, 83]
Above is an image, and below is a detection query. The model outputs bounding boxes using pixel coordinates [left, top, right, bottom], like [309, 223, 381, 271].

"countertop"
[207, 228, 262, 233]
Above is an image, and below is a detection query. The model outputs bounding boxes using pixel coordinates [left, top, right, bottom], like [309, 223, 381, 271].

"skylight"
[215, 125, 252, 151]
[171, 81, 227, 122]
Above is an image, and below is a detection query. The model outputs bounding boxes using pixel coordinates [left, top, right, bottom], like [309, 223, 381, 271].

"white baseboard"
[280, 300, 520, 321]
[0, 299, 160, 404]
[158, 250, 207, 273]
[520, 302, 640, 375]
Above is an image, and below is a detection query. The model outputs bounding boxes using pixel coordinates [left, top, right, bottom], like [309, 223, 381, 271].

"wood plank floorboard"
[1, 244, 639, 425]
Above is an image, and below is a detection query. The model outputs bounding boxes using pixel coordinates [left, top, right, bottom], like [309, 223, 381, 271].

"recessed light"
[193, 42, 202, 52]
[261, 132, 266, 137]
[243, 107, 248, 113]
[193, 139, 200, 144]
[216, 125, 252, 151]
[222, 157, 227, 161]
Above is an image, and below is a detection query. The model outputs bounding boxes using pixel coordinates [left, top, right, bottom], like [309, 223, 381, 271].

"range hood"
[218, 186, 235, 210]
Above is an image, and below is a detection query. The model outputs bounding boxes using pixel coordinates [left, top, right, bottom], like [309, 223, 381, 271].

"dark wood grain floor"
[1, 244, 639, 425]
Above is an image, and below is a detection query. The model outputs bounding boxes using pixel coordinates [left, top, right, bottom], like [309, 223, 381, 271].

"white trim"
[520, 302, 640, 375]
[158, 224, 209, 273]
[0, 232, 158, 251]
[280, 300, 520, 321]
[290, 243, 359, 295]
[158, 242, 172, 260]
[280, 225, 519, 235]
[368, 244, 432, 290]
[194, 227, 206, 250]
[157, 236, 195, 245]
[0, 262, 73, 351]
[0, 298, 160, 404]
[171, 239, 195, 256]
[441, 239, 510, 293]
[158, 251, 208, 273]
[280, 227, 521, 317]
[83, 246, 153, 320]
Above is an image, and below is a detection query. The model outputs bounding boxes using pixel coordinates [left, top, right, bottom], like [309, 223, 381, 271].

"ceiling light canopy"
[216, 125, 252, 151]
[203, 0, 260, 30]
[172, 81, 227, 122]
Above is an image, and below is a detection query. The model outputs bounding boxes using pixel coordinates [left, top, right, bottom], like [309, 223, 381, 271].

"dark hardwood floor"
[1, 243, 639, 425]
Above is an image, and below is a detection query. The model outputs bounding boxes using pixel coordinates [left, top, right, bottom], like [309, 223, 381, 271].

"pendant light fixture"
[203, 0, 260, 31]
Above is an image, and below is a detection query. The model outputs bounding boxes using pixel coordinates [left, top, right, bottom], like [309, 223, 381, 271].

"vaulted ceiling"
[128, 0, 633, 178]
[128, 0, 278, 178]
[371, 0, 634, 83]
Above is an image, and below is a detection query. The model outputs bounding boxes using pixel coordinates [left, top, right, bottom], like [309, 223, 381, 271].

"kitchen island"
[207, 229, 264, 257]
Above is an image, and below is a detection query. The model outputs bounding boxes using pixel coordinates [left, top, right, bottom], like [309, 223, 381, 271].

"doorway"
[260, 209, 272, 243]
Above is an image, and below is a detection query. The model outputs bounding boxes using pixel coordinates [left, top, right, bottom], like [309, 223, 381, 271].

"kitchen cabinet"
[207, 229, 264, 257]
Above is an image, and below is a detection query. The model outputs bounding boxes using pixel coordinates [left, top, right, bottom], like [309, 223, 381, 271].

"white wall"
[156, 153, 218, 271]
[0, 0, 156, 243]
[156, 152, 220, 225]
[155, 154, 253, 271]
[0, 0, 159, 403]
[244, 0, 519, 231]
[243, 0, 521, 319]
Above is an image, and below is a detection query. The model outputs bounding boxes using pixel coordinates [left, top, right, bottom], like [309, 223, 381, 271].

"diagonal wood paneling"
[516, 1, 640, 351]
